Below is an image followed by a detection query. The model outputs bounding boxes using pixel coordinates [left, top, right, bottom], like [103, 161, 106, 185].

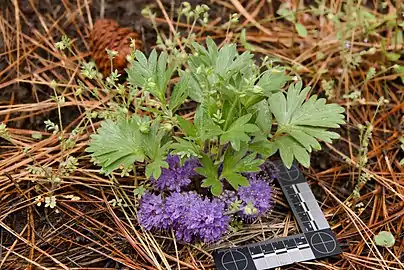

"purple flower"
[165, 191, 200, 224]
[238, 175, 273, 218]
[166, 192, 229, 243]
[137, 193, 172, 230]
[219, 190, 238, 210]
[257, 160, 279, 182]
[151, 155, 200, 192]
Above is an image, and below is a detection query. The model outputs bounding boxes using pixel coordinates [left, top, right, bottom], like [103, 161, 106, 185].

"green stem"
[270, 126, 284, 142]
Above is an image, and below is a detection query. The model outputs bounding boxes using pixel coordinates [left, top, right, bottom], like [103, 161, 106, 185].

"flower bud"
[139, 123, 150, 134]
[162, 122, 173, 132]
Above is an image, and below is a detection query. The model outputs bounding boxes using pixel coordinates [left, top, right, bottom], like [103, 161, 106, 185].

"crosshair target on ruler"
[278, 163, 300, 181]
[221, 250, 248, 270]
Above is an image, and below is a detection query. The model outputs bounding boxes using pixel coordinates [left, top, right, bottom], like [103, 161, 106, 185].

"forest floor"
[0, 0, 403, 269]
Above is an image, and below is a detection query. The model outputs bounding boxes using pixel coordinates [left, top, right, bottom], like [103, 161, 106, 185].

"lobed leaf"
[220, 114, 259, 151]
[126, 49, 174, 104]
[194, 105, 223, 141]
[86, 118, 145, 174]
[220, 147, 263, 190]
[269, 81, 345, 168]
[146, 159, 169, 179]
[169, 71, 190, 112]
[195, 154, 222, 196]
[254, 100, 272, 134]
[256, 70, 290, 96]
[176, 116, 197, 138]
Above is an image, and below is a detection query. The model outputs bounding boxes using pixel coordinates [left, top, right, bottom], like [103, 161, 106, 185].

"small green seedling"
[374, 231, 395, 248]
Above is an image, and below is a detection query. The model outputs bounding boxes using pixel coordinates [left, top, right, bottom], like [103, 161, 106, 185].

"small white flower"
[244, 201, 258, 215]
[35, 195, 43, 206]
[44, 196, 57, 209]
[62, 194, 81, 201]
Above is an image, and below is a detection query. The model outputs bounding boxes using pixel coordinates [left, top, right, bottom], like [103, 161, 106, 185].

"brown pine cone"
[90, 19, 142, 76]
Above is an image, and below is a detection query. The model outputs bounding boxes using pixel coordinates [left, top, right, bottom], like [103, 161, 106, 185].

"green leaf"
[366, 67, 376, 80]
[268, 89, 287, 124]
[254, 100, 272, 134]
[176, 116, 197, 138]
[201, 119, 223, 141]
[221, 146, 247, 174]
[126, 49, 174, 104]
[32, 132, 43, 139]
[295, 23, 308, 38]
[274, 136, 310, 168]
[256, 70, 290, 96]
[220, 114, 259, 151]
[126, 50, 152, 86]
[86, 118, 145, 174]
[156, 51, 174, 101]
[249, 140, 277, 157]
[141, 119, 171, 162]
[187, 73, 204, 102]
[392, 30, 403, 47]
[227, 51, 255, 77]
[148, 49, 158, 73]
[135, 50, 148, 68]
[385, 52, 401, 61]
[290, 97, 345, 128]
[194, 105, 223, 141]
[288, 128, 321, 152]
[146, 159, 169, 179]
[269, 81, 345, 168]
[215, 44, 238, 76]
[189, 37, 254, 97]
[276, 2, 295, 22]
[220, 147, 263, 190]
[223, 173, 249, 190]
[169, 71, 190, 112]
[195, 154, 222, 196]
[374, 231, 395, 248]
[240, 29, 254, 50]
[133, 185, 146, 198]
[393, 65, 404, 84]
[233, 152, 264, 173]
[170, 137, 201, 158]
[206, 37, 218, 63]
[299, 126, 341, 142]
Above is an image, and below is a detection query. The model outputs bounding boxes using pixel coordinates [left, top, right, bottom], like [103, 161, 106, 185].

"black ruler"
[213, 160, 342, 270]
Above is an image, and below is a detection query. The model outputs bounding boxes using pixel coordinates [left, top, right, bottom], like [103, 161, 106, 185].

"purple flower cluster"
[138, 154, 278, 243]
[138, 191, 229, 243]
[151, 155, 200, 192]
[219, 190, 238, 209]
[219, 162, 276, 219]
[166, 192, 229, 243]
[238, 175, 273, 218]
[137, 193, 171, 230]
[257, 160, 279, 182]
